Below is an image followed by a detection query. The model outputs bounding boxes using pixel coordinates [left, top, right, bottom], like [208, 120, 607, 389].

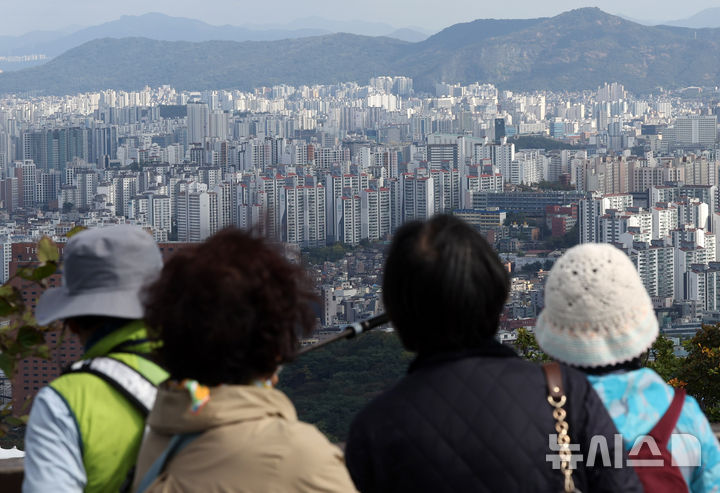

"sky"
[2, 0, 720, 36]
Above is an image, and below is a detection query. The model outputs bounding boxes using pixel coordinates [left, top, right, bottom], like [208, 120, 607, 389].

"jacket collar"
[147, 384, 298, 435]
[83, 319, 149, 359]
[408, 339, 519, 374]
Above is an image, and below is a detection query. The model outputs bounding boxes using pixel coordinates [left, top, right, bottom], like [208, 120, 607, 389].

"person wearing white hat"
[536, 243, 720, 492]
[23, 225, 168, 493]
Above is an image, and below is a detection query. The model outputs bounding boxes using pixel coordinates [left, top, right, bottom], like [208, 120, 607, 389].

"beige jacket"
[133, 384, 358, 492]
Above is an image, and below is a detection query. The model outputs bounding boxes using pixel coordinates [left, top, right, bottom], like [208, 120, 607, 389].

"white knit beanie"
[535, 243, 659, 368]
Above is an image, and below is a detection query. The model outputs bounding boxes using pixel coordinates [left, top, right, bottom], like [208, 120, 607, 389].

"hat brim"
[535, 308, 659, 368]
[35, 285, 146, 326]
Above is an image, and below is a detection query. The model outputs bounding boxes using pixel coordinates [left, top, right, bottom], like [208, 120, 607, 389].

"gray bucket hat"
[35, 225, 163, 325]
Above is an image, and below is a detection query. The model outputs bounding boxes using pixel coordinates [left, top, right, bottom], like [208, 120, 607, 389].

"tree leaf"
[15, 267, 35, 281]
[30, 262, 57, 282]
[0, 298, 16, 317]
[3, 416, 25, 427]
[0, 352, 15, 377]
[33, 345, 50, 360]
[0, 285, 15, 298]
[17, 326, 44, 348]
[65, 225, 87, 238]
[36, 237, 59, 263]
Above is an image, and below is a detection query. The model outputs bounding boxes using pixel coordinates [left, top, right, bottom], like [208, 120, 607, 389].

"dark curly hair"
[144, 228, 317, 386]
[383, 214, 510, 354]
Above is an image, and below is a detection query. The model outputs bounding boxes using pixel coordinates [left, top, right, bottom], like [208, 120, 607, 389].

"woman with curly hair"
[133, 228, 357, 492]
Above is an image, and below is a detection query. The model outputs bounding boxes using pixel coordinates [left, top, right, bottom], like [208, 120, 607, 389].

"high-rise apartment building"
[629, 241, 675, 300]
[187, 102, 210, 144]
[403, 175, 435, 222]
[176, 181, 219, 242]
[427, 143, 458, 171]
[579, 193, 633, 243]
[360, 187, 390, 241]
[340, 195, 361, 246]
[282, 184, 326, 247]
[112, 174, 137, 217]
[16, 160, 36, 208]
[671, 115, 717, 148]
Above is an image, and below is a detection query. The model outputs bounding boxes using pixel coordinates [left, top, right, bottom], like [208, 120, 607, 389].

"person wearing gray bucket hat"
[536, 243, 720, 492]
[23, 225, 169, 493]
[35, 224, 164, 325]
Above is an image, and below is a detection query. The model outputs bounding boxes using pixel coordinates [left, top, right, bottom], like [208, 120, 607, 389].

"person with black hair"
[133, 228, 357, 492]
[345, 214, 642, 492]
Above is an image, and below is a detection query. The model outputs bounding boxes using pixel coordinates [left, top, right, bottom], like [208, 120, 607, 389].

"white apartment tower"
[187, 102, 210, 144]
[403, 175, 435, 222]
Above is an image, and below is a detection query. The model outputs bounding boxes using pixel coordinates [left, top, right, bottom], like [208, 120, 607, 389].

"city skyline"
[1, 74, 719, 425]
[3, 1, 720, 37]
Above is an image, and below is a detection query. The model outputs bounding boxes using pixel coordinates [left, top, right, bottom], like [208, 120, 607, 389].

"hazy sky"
[2, 0, 719, 35]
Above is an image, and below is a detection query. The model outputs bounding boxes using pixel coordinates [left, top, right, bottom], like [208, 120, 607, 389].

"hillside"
[3, 8, 720, 95]
[396, 7, 720, 92]
[665, 8, 720, 28]
[0, 35, 410, 95]
[0, 12, 428, 64]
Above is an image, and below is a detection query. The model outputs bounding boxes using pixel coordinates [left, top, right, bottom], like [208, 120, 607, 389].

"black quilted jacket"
[345, 342, 643, 493]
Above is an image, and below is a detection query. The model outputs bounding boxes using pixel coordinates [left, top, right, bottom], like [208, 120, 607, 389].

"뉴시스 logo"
[546, 433, 701, 468]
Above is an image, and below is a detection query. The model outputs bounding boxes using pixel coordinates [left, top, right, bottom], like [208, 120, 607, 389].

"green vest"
[50, 321, 168, 493]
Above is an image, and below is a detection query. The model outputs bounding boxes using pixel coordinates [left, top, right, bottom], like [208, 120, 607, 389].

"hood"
[147, 384, 298, 435]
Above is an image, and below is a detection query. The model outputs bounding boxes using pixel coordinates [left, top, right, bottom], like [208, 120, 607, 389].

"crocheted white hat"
[535, 243, 658, 368]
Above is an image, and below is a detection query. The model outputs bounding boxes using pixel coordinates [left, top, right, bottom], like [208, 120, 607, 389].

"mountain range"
[664, 8, 720, 28]
[2, 8, 720, 95]
[0, 13, 429, 63]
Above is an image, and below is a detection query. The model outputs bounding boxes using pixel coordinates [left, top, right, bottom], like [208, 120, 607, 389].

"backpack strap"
[64, 356, 158, 416]
[649, 388, 686, 448]
[136, 432, 201, 493]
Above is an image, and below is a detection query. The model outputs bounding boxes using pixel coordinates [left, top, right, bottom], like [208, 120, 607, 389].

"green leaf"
[33, 345, 50, 360]
[17, 326, 44, 348]
[18, 263, 58, 283]
[36, 237, 59, 263]
[3, 416, 25, 427]
[15, 267, 34, 281]
[30, 262, 57, 282]
[0, 298, 16, 317]
[0, 352, 15, 377]
[0, 285, 15, 298]
[65, 225, 87, 238]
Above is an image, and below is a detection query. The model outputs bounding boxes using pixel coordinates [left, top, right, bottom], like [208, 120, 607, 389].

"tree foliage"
[677, 325, 720, 419]
[0, 236, 62, 437]
[536, 180, 575, 191]
[545, 222, 579, 250]
[513, 327, 551, 363]
[509, 136, 575, 151]
[0, 228, 85, 440]
[302, 243, 353, 264]
[504, 212, 528, 226]
[641, 326, 720, 421]
[645, 334, 683, 383]
[279, 331, 413, 442]
[514, 260, 554, 277]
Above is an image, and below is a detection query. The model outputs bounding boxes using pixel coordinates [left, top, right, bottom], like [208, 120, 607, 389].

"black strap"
[110, 338, 152, 353]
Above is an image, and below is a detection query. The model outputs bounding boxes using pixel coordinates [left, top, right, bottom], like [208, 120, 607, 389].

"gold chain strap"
[547, 393, 577, 493]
